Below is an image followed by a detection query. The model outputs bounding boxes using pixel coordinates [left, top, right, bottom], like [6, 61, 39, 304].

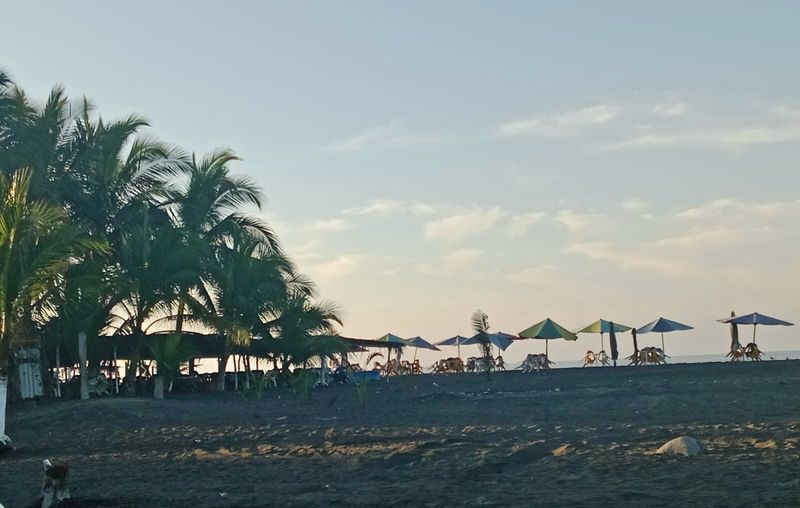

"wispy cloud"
[507, 264, 562, 287]
[675, 198, 800, 220]
[308, 254, 366, 281]
[298, 218, 352, 234]
[423, 206, 506, 243]
[651, 228, 733, 247]
[564, 242, 689, 275]
[342, 199, 436, 216]
[554, 210, 605, 233]
[606, 125, 800, 151]
[650, 102, 688, 117]
[416, 248, 484, 277]
[496, 104, 617, 137]
[770, 105, 800, 120]
[323, 120, 450, 152]
[622, 198, 649, 211]
[509, 212, 545, 237]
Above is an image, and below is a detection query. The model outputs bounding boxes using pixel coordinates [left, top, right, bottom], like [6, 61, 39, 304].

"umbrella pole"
[457, 344, 461, 359]
[753, 324, 757, 345]
[601, 333, 605, 352]
[546, 339, 549, 360]
[661, 333, 665, 354]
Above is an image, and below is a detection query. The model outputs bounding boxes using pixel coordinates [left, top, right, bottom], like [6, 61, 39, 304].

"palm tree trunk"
[175, 300, 195, 375]
[153, 375, 164, 399]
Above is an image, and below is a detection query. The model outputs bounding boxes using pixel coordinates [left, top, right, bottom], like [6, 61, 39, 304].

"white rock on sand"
[656, 436, 702, 457]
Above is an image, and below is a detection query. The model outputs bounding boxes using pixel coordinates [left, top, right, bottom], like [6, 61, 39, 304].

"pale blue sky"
[6, 1, 800, 363]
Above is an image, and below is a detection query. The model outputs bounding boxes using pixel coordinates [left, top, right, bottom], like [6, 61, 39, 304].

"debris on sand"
[656, 436, 702, 457]
[754, 439, 778, 449]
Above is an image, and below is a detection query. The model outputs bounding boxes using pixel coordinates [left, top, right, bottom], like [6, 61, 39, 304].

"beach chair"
[743, 343, 763, 361]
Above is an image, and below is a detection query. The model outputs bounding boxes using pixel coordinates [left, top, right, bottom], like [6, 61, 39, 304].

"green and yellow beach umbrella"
[519, 318, 577, 358]
[577, 319, 631, 352]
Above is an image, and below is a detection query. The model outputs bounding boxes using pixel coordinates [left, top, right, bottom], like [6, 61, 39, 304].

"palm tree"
[0, 169, 103, 441]
[263, 292, 345, 374]
[160, 149, 276, 374]
[471, 310, 494, 380]
[62, 111, 188, 237]
[188, 228, 300, 389]
[0, 69, 342, 404]
[108, 203, 199, 393]
[1, 71, 191, 394]
[163, 149, 272, 244]
[0, 71, 185, 213]
[146, 334, 196, 397]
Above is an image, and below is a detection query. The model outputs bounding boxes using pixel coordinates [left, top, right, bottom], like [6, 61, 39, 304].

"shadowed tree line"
[0, 68, 344, 401]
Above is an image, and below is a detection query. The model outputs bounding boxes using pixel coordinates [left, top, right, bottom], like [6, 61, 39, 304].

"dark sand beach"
[2, 361, 799, 507]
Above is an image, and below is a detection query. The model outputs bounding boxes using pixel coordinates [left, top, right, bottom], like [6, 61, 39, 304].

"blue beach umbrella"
[405, 336, 441, 351]
[637, 317, 694, 354]
[718, 312, 794, 345]
[435, 335, 471, 357]
[463, 332, 517, 352]
[404, 336, 440, 362]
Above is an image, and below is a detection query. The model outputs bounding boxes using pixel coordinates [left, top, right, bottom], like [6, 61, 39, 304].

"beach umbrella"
[637, 317, 693, 354]
[577, 319, 631, 351]
[728, 311, 741, 352]
[435, 335, 471, 358]
[518, 318, 577, 359]
[405, 336, 440, 351]
[463, 332, 517, 351]
[375, 333, 408, 363]
[609, 323, 619, 366]
[718, 312, 794, 345]
[404, 336, 440, 361]
[375, 333, 408, 345]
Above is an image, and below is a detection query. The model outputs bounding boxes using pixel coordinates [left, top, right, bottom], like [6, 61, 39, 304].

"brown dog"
[40, 459, 70, 508]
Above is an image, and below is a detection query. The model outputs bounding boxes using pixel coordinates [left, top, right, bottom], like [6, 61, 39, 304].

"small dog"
[40, 459, 70, 508]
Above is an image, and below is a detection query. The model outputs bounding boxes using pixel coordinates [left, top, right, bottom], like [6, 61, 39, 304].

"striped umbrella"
[518, 318, 577, 359]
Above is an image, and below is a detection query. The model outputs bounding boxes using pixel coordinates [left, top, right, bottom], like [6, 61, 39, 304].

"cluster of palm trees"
[0, 68, 343, 407]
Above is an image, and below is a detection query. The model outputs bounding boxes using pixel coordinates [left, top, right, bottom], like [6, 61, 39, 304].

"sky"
[5, 1, 800, 365]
